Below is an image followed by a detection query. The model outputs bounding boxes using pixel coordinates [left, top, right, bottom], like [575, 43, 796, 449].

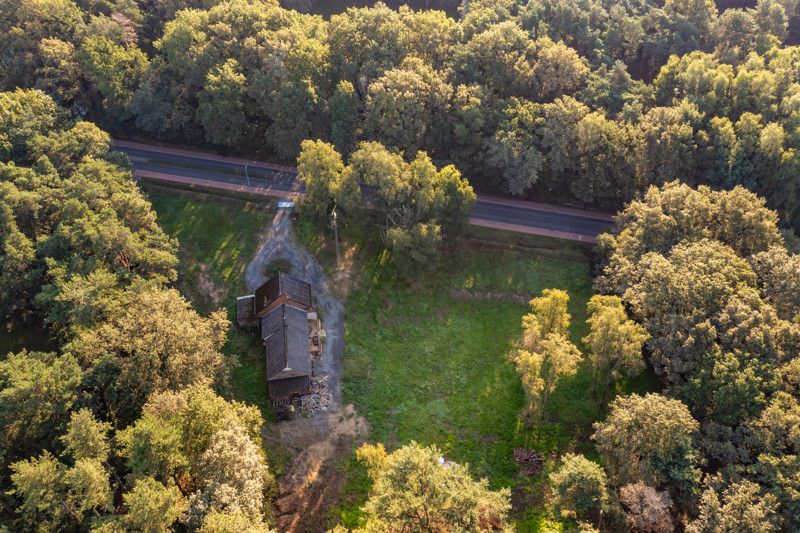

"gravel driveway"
[248, 210, 365, 532]
[245, 209, 343, 405]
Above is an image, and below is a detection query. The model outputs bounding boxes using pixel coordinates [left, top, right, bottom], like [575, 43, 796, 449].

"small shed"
[254, 272, 313, 317]
[261, 303, 312, 401]
[236, 294, 257, 327]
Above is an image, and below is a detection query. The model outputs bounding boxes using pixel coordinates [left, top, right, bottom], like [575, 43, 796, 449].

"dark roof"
[262, 303, 311, 382]
[254, 272, 312, 315]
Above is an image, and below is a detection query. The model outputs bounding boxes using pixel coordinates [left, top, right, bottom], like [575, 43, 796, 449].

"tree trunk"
[600, 373, 612, 402]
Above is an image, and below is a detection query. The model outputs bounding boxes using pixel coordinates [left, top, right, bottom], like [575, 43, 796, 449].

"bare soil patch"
[266, 405, 368, 532]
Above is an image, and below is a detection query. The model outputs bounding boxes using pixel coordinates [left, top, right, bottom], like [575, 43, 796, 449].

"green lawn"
[146, 187, 275, 417]
[343, 246, 594, 486]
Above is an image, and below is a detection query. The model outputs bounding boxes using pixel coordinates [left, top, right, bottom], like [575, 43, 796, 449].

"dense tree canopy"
[4, 0, 800, 224]
[4, 0, 800, 530]
[355, 441, 511, 531]
[596, 180, 800, 529]
[297, 139, 475, 273]
[0, 91, 272, 531]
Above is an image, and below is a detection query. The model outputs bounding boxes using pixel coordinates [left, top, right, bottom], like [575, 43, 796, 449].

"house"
[237, 272, 320, 402]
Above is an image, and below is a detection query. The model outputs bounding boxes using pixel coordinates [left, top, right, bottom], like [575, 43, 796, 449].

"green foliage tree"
[297, 138, 348, 221]
[329, 80, 360, 156]
[364, 56, 452, 154]
[35, 38, 82, 105]
[513, 289, 581, 420]
[10, 452, 74, 529]
[384, 222, 442, 275]
[514, 334, 582, 421]
[77, 35, 148, 116]
[342, 141, 474, 273]
[199, 510, 272, 533]
[593, 393, 700, 505]
[356, 441, 511, 531]
[687, 479, 779, 533]
[116, 477, 187, 532]
[549, 453, 610, 523]
[187, 424, 270, 527]
[61, 408, 112, 463]
[198, 59, 248, 148]
[118, 385, 270, 526]
[528, 288, 571, 338]
[68, 286, 229, 424]
[483, 97, 545, 196]
[0, 351, 81, 465]
[750, 245, 800, 319]
[584, 295, 648, 400]
[597, 181, 782, 296]
[10, 409, 116, 530]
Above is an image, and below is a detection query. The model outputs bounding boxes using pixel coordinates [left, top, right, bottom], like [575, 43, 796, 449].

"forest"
[4, 0, 800, 223]
[2, 0, 800, 531]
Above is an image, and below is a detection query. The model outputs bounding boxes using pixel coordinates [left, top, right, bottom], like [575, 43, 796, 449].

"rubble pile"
[298, 375, 333, 416]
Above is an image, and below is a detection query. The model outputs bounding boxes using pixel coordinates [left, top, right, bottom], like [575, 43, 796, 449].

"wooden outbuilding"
[262, 303, 312, 401]
[236, 273, 319, 403]
[255, 271, 313, 317]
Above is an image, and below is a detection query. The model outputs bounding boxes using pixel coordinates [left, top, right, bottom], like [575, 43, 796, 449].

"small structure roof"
[254, 272, 312, 315]
[261, 303, 312, 382]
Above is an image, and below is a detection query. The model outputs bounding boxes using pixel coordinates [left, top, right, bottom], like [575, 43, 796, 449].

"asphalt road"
[117, 142, 614, 243]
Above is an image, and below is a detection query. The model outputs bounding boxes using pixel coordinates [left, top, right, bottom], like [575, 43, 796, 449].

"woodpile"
[514, 447, 544, 476]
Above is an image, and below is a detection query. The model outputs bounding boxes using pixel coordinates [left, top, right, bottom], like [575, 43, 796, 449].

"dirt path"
[246, 210, 367, 531]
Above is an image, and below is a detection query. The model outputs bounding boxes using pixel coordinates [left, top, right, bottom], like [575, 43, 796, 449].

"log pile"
[514, 447, 544, 476]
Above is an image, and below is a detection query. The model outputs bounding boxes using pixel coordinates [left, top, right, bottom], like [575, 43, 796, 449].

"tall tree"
[356, 441, 511, 531]
[329, 80, 360, 156]
[363, 57, 452, 154]
[593, 393, 700, 505]
[549, 453, 610, 524]
[687, 480, 779, 533]
[513, 332, 582, 420]
[0, 351, 81, 466]
[584, 295, 648, 399]
[528, 288, 571, 338]
[197, 59, 248, 148]
[67, 286, 229, 424]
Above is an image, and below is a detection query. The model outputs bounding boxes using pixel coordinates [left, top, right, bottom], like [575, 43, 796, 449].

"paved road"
[117, 141, 614, 243]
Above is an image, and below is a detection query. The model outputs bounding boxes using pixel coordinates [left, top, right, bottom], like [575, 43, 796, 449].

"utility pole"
[331, 206, 340, 267]
[244, 163, 251, 192]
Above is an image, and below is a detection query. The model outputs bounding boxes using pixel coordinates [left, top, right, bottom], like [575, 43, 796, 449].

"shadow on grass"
[146, 188, 276, 422]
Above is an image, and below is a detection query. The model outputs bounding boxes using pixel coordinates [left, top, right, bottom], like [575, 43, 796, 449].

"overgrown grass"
[302, 219, 659, 529]
[147, 186, 272, 313]
[343, 244, 594, 482]
[146, 187, 275, 420]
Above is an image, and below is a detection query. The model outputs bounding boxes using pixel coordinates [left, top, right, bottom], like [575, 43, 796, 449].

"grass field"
[299, 220, 660, 530]
[343, 246, 593, 484]
[146, 187, 275, 417]
[146, 190, 659, 529]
